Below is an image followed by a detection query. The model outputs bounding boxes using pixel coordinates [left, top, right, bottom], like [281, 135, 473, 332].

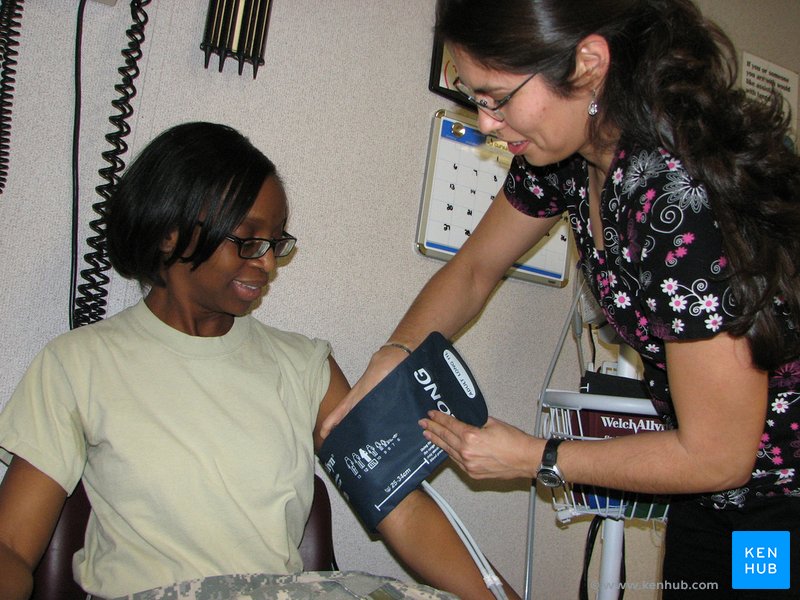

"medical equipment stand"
[524, 283, 666, 600]
[593, 344, 638, 600]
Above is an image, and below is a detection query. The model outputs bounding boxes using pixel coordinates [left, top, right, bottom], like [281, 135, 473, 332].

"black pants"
[662, 498, 800, 599]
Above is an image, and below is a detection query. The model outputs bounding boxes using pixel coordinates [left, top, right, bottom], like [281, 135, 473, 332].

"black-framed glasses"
[224, 231, 297, 259]
[196, 221, 297, 259]
[454, 72, 536, 122]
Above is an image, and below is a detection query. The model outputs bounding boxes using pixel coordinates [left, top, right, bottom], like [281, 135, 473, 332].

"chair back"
[32, 475, 337, 599]
[299, 474, 338, 571]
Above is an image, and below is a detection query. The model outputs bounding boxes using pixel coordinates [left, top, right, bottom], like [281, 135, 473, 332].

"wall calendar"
[416, 109, 571, 287]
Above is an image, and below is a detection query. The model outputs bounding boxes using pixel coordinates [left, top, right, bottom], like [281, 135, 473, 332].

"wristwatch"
[536, 438, 566, 487]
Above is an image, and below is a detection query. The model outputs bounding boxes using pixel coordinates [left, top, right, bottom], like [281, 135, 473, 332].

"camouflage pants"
[92, 570, 460, 600]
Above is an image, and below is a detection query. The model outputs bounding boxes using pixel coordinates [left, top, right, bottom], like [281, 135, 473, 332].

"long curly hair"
[436, 0, 800, 370]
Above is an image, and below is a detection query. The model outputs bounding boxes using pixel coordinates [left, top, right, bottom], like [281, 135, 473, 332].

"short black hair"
[107, 122, 277, 287]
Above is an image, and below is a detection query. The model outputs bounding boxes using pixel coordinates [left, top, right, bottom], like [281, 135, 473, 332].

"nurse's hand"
[420, 411, 541, 481]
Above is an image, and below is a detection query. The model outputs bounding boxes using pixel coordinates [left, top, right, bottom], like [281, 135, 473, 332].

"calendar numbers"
[417, 113, 570, 286]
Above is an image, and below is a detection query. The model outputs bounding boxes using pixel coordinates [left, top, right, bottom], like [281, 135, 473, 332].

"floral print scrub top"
[504, 141, 799, 509]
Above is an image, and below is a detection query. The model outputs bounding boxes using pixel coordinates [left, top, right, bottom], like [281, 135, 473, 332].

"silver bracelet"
[380, 342, 413, 355]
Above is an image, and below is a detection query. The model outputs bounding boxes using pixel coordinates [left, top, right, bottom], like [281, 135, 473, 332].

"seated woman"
[0, 122, 519, 600]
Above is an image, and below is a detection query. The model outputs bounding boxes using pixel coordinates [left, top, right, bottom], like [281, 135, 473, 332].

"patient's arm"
[0, 456, 67, 600]
[376, 488, 519, 600]
[314, 357, 519, 600]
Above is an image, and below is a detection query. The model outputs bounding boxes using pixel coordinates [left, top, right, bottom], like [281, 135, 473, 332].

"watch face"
[537, 469, 564, 488]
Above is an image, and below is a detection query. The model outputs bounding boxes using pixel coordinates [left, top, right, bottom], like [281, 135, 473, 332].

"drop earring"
[588, 90, 599, 117]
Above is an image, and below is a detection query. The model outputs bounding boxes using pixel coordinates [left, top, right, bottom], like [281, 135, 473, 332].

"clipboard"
[416, 110, 571, 287]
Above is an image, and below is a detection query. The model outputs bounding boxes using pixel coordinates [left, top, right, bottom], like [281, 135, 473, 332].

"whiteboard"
[416, 110, 571, 287]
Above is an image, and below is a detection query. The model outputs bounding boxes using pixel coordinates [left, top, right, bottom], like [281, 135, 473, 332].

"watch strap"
[541, 437, 564, 467]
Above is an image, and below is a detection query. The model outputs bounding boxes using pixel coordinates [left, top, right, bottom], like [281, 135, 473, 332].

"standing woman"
[323, 0, 800, 596]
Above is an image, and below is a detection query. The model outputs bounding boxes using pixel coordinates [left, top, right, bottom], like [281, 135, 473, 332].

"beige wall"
[0, 2, 797, 598]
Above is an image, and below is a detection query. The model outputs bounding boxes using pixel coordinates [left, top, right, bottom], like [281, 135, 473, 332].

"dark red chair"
[299, 474, 338, 572]
[31, 475, 337, 599]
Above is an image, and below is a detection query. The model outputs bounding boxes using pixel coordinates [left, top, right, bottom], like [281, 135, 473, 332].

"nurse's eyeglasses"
[454, 72, 536, 122]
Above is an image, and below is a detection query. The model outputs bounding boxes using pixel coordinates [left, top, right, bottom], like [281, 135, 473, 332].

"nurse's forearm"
[388, 255, 496, 348]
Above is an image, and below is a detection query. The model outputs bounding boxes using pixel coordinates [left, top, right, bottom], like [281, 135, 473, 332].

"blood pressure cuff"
[319, 332, 487, 532]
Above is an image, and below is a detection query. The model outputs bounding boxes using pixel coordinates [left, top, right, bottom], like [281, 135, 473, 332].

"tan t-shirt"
[0, 300, 331, 597]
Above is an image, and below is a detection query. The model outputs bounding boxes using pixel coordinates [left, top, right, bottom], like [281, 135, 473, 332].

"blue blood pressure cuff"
[319, 332, 487, 532]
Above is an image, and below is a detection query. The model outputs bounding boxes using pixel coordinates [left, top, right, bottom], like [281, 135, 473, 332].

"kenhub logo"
[732, 531, 790, 589]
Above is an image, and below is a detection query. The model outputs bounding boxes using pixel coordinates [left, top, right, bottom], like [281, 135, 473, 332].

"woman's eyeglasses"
[196, 221, 297, 259]
[454, 72, 536, 122]
[223, 231, 296, 259]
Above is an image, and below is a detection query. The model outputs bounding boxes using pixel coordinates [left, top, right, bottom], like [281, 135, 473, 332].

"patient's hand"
[318, 344, 408, 439]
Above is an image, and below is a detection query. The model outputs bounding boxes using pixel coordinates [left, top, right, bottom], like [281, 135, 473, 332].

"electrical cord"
[579, 516, 626, 600]
[70, 0, 89, 330]
[422, 481, 508, 600]
[578, 516, 602, 600]
[70, 0, 150, 329]
[0, 0, 23, 194]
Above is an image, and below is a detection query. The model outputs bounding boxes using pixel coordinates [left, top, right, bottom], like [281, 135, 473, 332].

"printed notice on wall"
[741, 51, 798, 138]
